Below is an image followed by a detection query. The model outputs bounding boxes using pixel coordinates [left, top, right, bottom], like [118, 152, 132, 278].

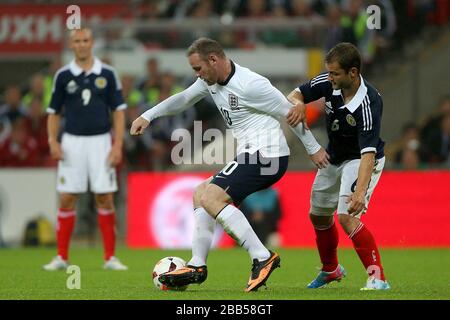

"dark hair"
[186, 37, 226, 60]
[325, 42, 362, 73]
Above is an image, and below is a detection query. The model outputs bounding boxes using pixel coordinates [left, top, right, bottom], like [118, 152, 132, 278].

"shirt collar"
[337, 75, 367, 113]
[217, 60, 236, 86]
[69, 57, 102, 76]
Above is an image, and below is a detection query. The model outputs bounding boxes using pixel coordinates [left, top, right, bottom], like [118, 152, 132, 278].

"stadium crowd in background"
[0, 0, 448, 170]
[1, 68, 448, 170]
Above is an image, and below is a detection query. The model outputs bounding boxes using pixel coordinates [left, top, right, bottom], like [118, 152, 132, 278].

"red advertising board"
[127, 171, 450, 248]
[0, 4, 128, 54]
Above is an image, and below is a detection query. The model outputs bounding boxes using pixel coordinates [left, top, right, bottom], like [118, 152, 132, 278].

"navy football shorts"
[211, 151, 289, 206]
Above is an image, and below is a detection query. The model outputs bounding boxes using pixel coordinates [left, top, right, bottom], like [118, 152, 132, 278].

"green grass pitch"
[0, 247, 449, 300]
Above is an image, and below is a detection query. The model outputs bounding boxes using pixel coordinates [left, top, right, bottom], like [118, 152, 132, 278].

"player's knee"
[199, 192, 214, 212]
[199, 185, 227, 212]
[59, 194, 77, 210]
[193, 183, 207, 207]
[309, 212, 334, 229]
[95, 194, 114, 210]
[194, 177, 214, 207]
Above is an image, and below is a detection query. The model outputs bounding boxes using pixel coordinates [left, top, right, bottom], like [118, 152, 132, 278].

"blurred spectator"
[240, 187, 282, 246]
[137, 57, 161, 91]
[399, 146, 421, 170]
[121, 74, 151, 170]
[133, 1, 169, 48]
[0, 85, 28, 123]
[385, 122, 422, 168]
[420, 95, 450, 142]
[135, 0, 165, 20]
[340, 0, 376, 65]
[396, 123, 421, 163]
[260, 1, 300, 47]
[419, 96, 450, 166]
[373, 0, 397, 51]
[324, 4, 343, 51]
[237, 0, 270, 18]
[23, 98, 51, 166]
[186, 0, 219, 42]
[290, 0, 321, 20]
[122, 74, 145, 110]
[22, 73, 51, 111]
[188, 0, 217, 19]
[146, 72, 195, 170]
[234, 0, 271, 47]
[420, 112, 450, 165]
[0, 118, 38, 167]
[41, 57, 62, 108]
[0, 115, 11, 146]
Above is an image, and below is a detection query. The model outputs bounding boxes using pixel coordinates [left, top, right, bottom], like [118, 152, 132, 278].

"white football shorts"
[57, 132, 118, 194]
[310, 156, 385, 218]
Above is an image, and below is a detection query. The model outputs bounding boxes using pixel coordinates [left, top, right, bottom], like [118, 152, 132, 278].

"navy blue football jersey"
[299, 73, 385, 165]
[47, 58, 126, 136]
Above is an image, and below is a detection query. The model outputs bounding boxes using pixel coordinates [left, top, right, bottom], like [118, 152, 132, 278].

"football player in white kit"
[131, 38, 329, 292]
[286, 43, 390, 290]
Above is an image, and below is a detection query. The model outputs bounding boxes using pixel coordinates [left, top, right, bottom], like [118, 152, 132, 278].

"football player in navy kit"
[287, 42, 390, 290]
[43, 28, 128, 271]
[131, 38, 329, 292]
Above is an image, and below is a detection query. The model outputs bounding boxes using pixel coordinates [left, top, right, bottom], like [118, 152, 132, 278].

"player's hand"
[287, 102, 308, 128]
[346, 192, 366, 216]
[130, 116, 150, 135]
[49, 141, 64, 160]
[108, 145, 122, 167]
[309, 147, 330, 169]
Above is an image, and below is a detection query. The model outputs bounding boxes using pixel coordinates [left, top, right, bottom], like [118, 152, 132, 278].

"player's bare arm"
[47, 113, 64, 160]
[130, 116, 150, 135]
[109, 109, 125, 166]
[347, 152, 376, 216]
[286, 89, 308, 128]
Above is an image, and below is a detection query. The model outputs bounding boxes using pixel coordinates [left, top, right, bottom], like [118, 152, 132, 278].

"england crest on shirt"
[228, 93, 239, 110]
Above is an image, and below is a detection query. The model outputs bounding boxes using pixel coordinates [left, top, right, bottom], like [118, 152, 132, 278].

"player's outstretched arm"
[246, 77, 324, 158]
[140, 78, 208, 124]
[286, 89, 308, 128]
[130, 116, 150, 136]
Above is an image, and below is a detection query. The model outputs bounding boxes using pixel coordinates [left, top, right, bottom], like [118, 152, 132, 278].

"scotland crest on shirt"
[95, 77, 107, 89]
[346, 114, 356, 126]
[228, 93, 239, 110]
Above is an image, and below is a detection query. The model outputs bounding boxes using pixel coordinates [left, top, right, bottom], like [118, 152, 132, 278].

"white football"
[152, 256, 188, 291]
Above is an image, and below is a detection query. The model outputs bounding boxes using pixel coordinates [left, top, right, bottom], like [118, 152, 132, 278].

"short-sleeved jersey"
[47, 57, 126, 136]
[299, 73, 385, 165]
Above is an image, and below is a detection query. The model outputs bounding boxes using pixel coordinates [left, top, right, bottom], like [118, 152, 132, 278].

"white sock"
[188, 207, 215, 267]
[216, 205, 270, 262]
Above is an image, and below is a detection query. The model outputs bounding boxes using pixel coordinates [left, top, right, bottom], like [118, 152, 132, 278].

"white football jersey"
[141, 61, 320, 158]
[203, 61, 292, 157]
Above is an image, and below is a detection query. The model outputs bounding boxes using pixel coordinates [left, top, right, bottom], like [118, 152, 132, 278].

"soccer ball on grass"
[152, 256, 188, 291]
